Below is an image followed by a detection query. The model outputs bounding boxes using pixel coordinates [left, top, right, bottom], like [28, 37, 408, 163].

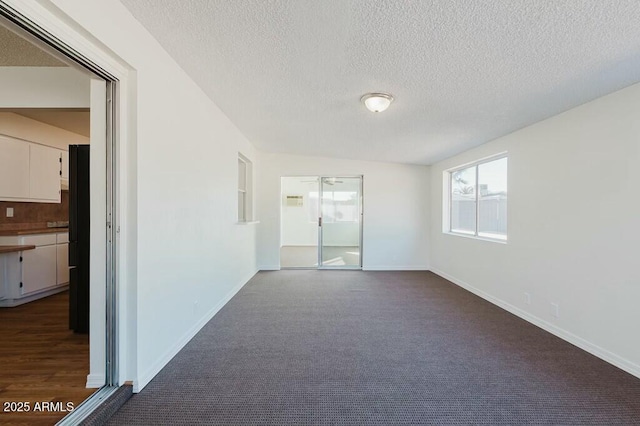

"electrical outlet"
[524, 292, 531, 305]
[551, 302, 560, 318]
[6, 207, 14, 218]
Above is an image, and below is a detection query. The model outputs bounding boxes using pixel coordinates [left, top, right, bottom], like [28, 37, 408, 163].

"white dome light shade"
[361, 92, 394, 112]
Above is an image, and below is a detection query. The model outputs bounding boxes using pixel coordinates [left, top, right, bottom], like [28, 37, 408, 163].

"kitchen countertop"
[0, 245, 36, 254]
[0, 228, 69, 236]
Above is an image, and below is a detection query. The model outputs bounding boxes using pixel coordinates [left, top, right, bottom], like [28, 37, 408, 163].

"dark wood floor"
[0, 291, 95, 425]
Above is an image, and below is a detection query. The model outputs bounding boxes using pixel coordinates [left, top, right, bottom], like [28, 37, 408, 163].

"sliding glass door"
[319, 177, 362, 268]
[280, 175, 362, 269]
[280, 177, 319, 268]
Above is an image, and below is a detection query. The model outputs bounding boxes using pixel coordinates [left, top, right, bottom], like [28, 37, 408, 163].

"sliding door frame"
[280, 175, 364, 270]
[0, 2, 125, 424]
[317, 175, 363, 270]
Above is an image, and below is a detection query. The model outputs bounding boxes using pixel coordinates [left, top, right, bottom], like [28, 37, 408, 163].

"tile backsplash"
[0, 191, 69, 231]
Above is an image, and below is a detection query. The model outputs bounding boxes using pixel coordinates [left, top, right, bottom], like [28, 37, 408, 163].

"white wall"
[0, 67, 89, 108]
[0, 112, 88, 148]
[258, 153, 430, 270]
[430, 82, 640, 378]
[37, 0, 261, 392]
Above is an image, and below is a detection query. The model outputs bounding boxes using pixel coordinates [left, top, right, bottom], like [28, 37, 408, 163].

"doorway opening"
[280, 176, 363, 269]
[0, 4, 119, 425]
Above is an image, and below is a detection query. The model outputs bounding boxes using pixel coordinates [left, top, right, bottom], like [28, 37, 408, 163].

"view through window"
[449, 155, 507, 240]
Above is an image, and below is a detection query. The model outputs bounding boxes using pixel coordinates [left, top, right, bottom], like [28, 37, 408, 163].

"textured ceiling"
[0, 26, 66, 66]
[121, 0, 640, 165]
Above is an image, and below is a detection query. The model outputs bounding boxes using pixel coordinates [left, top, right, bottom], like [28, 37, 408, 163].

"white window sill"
[444, 231, 507, 244]
[236, 221, 260, 225]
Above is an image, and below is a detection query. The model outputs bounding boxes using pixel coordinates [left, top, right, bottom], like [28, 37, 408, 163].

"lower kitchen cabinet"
[22, 243, 57, 295]
[56, 233, 70, 285]
[0, 252, 21, 304]
[0, 231, 69, 306]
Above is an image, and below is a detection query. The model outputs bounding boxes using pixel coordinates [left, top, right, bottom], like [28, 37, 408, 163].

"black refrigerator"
[69, 145, 90, 334]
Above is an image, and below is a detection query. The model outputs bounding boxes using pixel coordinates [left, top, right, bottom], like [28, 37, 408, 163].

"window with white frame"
[237, 153, 253, 222]
[447, 155, 507, 241]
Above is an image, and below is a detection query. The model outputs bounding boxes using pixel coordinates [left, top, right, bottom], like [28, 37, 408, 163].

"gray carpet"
[108, 271, 640, 425]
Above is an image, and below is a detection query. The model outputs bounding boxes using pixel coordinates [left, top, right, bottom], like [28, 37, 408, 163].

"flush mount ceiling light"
[361, 92, 394, 113]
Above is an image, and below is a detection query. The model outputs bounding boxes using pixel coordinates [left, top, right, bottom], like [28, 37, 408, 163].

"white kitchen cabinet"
[56, 245, 69, 285]
[0, 256, 7, 301]
[56, 232, 69, 285]
[22, 245, 57, 295]
[0, 137, 62, 203]
[60, 150, 69, 181]
[29, 144, 61, 202]
[0, 232, 68, 306]
[0, 135, 30, 200]
[21, 234, 57, 295]
[0, 252, 21, 304]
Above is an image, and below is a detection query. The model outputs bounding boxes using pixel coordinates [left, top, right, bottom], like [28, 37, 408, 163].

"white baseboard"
[133, 270, 257, 392]
[85, 373, 105, 389]
[258, 265, 281, 271]
[363, 266, 430, 271]
[261, 265, 430, 271]
[431, 268, 640, 380]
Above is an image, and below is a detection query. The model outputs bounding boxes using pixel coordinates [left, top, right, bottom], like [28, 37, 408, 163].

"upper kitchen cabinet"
[0, 135, 30, 199]
[60, 150, 69, 181]
[29, 143, 61, 202]
[0, 135, 62, 203]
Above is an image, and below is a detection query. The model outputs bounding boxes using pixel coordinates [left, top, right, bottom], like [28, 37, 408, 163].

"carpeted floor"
[108, 271, 640, 425]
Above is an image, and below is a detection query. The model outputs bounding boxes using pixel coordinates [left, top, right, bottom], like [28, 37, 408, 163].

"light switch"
[6, 207, 14, 218]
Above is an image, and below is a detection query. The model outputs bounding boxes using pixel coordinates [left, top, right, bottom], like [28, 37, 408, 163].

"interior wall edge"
[429, 80, 640, 379]
[431, 268, 640, 380]
[132, 269, 258, 393]
[258, 266, 282, 271]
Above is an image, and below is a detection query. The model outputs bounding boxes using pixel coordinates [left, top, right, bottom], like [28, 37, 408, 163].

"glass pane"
[280, 177, 319, 267]
[478, 157, 507, 240]
[321, 177, 361, 267]
[450, 166, 476, 234]
[238, 191, 245, 222]
[238, 159, 246, 191]
[308, 191, 319, 223]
